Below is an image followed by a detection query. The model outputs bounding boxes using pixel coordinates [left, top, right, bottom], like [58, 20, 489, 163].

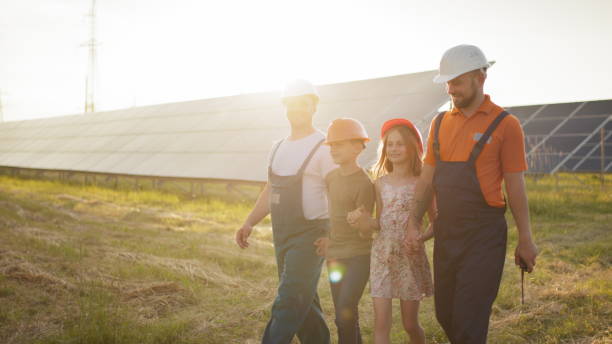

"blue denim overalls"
[262, 139, 331, 344]
[432, 111, 509, 344]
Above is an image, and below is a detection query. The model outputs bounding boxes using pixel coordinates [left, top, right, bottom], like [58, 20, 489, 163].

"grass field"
[0, 173, 610, 343]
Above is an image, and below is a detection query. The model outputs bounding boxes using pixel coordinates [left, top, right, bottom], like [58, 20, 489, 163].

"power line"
[81, 0, 98, 113]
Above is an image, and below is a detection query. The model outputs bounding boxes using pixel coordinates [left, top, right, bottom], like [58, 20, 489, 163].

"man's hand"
[515, 239, 538, 273]
[235, 223, 253, 249]
[313, 237, 329, 257]
[504, 171, 537, 273]
[420, 224, 434, 242]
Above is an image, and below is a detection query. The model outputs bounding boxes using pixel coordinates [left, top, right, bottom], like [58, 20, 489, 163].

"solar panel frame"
[508, 100, 612, 173]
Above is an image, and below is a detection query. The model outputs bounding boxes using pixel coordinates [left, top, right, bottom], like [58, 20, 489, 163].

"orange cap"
[380, 118, 423, 154]
[325, 118, 370, 145]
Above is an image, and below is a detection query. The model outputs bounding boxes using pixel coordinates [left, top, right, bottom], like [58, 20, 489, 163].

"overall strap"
[297, 139, 325, 175]
[433, 112, 446, 162]
[268, 139, 285, 168]
[468, 111, 509, 165]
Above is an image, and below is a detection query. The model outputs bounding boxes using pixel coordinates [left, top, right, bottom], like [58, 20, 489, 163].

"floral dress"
[370, 177, 434, 300]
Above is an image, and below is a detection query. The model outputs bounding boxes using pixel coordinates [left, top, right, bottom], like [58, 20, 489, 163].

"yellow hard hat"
[325, 118, 370, 145]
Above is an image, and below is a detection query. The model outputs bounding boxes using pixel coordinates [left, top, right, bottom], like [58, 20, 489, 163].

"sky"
[1, 0, 611, 122]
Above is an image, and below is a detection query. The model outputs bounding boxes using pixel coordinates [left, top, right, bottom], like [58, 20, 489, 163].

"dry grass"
[0, 173, 610, 343]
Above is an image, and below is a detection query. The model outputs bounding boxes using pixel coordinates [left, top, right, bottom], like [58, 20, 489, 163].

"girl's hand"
[347, 206, 364, 226]
[403, 229, 422, 254]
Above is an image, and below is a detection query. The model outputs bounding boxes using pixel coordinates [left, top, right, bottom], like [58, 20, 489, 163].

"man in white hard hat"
[235, 79, 335, 343]
[405, 45, 538, 343]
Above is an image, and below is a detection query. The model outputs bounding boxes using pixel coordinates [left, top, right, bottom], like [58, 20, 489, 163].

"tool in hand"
[518, 257, 528, 305]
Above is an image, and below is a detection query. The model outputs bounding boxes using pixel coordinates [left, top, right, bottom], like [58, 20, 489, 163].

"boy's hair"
[372, 126, 422, 178]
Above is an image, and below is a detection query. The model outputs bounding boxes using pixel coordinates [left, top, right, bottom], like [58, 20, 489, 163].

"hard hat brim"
[433, 73, 460, 84]
[324, 137, 370, 145]
[433, 60, 495, 84]
[281, 94, 320, 106]
[380, 118, 423, 154]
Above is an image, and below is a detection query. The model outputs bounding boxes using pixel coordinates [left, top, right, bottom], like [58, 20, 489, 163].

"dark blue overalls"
[432, 111, 509, 344]
[262, 139, 331, 344]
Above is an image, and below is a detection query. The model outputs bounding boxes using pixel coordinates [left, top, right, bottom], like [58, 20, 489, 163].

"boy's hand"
[358, 227, 373, 239]
[314, 237, 329, 257]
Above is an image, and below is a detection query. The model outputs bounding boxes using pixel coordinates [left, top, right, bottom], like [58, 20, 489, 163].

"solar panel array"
[0, 70, 447, 182]
[506, 99, 612, 173]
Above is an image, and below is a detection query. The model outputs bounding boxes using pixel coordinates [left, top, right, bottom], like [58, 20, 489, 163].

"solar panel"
[524, 118, 565, 135]
[577, 99, 612, 116]
[537, 102, 581, 118]
[507, 99, 612, 173]
[0, 71, 448, 182]
[556, 117, 607, 134]
[507, 105, 541, 121]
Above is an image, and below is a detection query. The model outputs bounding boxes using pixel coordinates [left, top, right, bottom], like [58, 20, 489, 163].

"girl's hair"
[372, 126, 423, 178]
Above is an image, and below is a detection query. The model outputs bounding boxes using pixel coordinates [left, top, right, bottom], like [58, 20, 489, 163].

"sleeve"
[317, 144, 338, 179]
[423, 115, 439, 167]
[501, 115, 528, 173]
[355, 177, 376, 215]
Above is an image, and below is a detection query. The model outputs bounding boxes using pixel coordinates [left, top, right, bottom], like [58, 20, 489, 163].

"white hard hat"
[433, 45, 494, 84]
[282, 79, 319, 100]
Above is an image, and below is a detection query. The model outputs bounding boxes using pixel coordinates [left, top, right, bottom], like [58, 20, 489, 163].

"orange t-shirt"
[423, 95, 528, 208]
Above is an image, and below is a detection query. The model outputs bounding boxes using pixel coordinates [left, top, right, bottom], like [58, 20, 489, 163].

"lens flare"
[328, 261, 346, 283]
[329, 270, 343, 283]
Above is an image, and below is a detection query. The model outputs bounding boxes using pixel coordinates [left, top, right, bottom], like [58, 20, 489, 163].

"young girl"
[348, 118, 435, 344]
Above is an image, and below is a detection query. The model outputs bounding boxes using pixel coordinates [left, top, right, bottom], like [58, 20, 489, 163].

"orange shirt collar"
[450, 94, 495, 117]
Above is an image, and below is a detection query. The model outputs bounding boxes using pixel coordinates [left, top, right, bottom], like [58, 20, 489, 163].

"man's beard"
[452, 81, 478, 109]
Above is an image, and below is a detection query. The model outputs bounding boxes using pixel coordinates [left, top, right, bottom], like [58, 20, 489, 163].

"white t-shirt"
[269, 130, 337, 220]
